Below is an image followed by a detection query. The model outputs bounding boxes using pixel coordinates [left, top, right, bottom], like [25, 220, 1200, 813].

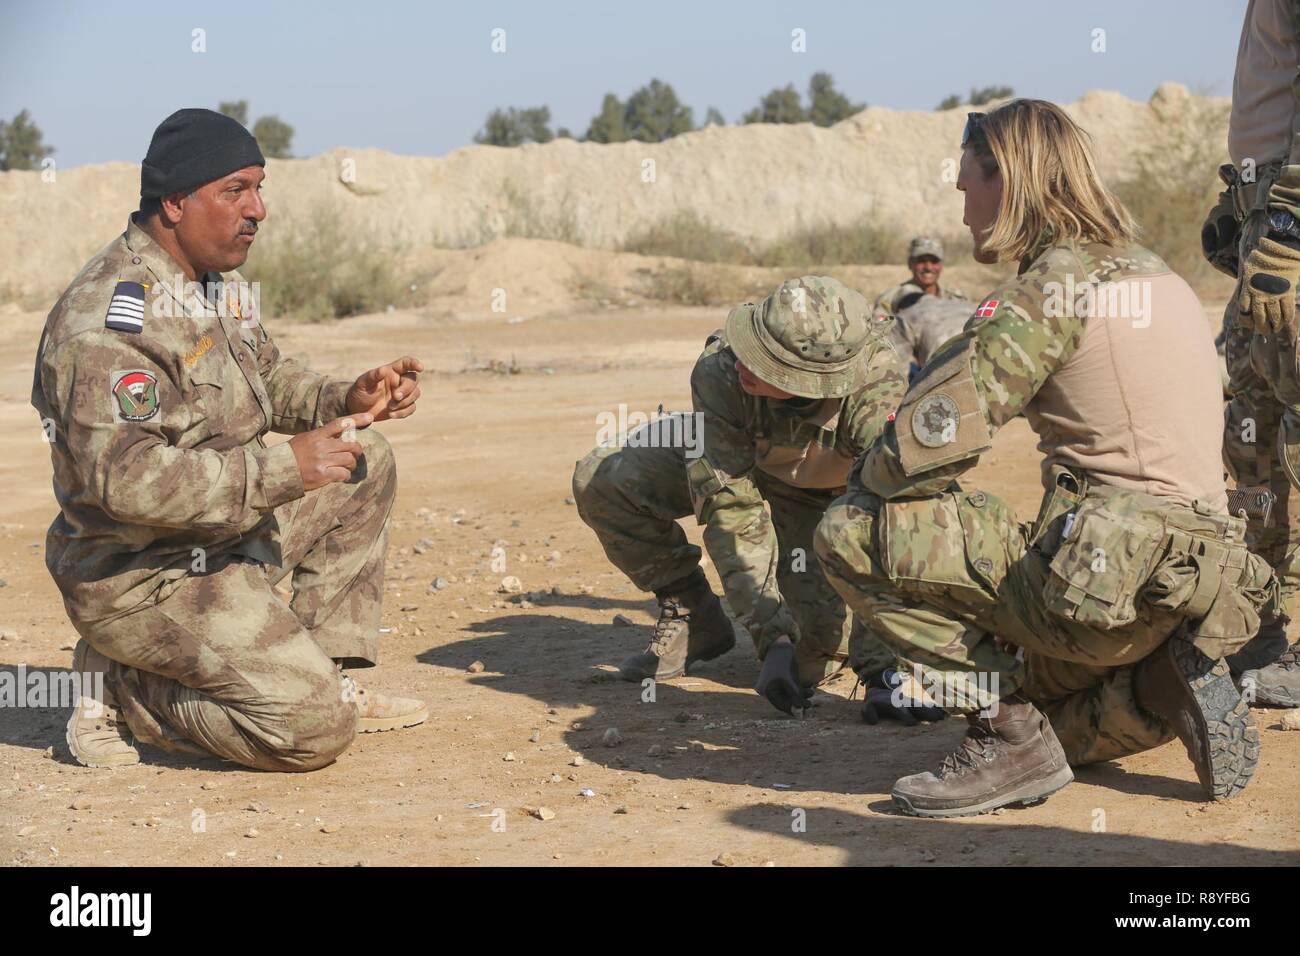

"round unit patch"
[911, 393, 959, 448]
[112, 370, 160, 422]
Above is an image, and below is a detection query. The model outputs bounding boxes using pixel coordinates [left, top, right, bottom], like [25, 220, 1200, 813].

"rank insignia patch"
[112, 370, 160, 422]
[105, 281, 146, 333]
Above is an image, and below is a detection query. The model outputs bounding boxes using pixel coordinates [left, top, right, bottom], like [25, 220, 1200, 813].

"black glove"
[1200, 188, 1241, 279]
[860, 668, 948, 726]
[755, 640, 813, 716]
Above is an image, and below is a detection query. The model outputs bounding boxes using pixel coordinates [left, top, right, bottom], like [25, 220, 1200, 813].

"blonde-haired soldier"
[815, 99, 1278, 817]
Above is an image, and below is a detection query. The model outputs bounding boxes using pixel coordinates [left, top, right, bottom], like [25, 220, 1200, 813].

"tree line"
[474, 72, 870, 147]
[0, 79, 1014, 168]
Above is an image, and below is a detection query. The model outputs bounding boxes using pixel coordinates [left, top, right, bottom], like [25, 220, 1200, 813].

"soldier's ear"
[158, 190, 189, 227]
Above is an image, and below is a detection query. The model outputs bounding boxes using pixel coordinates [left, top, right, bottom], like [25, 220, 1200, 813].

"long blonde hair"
[967, 99, 1138, 262]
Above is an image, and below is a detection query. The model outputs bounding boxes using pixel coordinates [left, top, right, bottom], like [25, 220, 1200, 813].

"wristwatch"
[1268, 209, 1300, 241]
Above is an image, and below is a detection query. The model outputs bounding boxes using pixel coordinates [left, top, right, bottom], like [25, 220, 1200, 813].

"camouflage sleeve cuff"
[858, 428, 964, 500]
[315, 379, 353, 429]
[252, 441, 305, 510]
[750, 606, 802, 658]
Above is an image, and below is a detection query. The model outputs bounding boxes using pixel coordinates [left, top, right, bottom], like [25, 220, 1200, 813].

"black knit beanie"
[140, 108, 266, 200]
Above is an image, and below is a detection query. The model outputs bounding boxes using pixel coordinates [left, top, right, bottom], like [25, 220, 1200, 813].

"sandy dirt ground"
[2, 300, 1299, 868]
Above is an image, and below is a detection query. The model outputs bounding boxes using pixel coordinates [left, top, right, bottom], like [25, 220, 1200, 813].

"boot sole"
[1143, 640, 1259, 801]
[358, 706, 429, 733]
[891, 764, 1074, 818]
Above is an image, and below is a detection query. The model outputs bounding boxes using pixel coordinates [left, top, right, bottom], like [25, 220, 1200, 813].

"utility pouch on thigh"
[1154, 539, 1280, 659]
[1042, 496, 1161, 629]
[880, 490, 1009, 594]
[686, 455, 729, 524]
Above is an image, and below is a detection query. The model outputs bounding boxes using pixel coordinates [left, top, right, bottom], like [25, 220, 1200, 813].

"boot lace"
[938, 726, 1001, 778]
[650, 598, 688, 650]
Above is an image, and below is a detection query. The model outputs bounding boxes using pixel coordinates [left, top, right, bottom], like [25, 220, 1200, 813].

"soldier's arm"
[1265, 7, 1300, 217]
[246, 318, 351, 434]
[840, 340, 910, 458]
[42, 330, 304, 529]
[688, 350, 801, 657]
[856, 278, 1086, 500]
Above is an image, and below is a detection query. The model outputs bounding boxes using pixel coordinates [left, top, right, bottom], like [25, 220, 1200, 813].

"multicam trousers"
[815, 475, 1272, 765]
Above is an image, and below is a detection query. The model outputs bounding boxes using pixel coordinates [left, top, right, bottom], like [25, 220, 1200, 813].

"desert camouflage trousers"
[1223, 197, 1300, 663]
[572, 436, 896, 683]
[815, 480, 1269, 766]
[71, 427, 396, 772]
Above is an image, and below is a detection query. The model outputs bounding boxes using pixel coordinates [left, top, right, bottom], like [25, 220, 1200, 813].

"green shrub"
[242, 204, 408, 320]
[622, 211, 752, 262]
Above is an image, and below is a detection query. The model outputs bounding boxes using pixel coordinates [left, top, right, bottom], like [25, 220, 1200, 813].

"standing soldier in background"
[873, 237, 969, 376]
[817, 101, 1277, 817]
[1203, 0, 1300, 707]
[892, 295, 976, 372]
[573, 278, 939, 722]
[36, 109, 428, 772]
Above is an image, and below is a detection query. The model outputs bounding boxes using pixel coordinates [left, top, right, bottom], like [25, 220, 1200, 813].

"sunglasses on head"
[961, 111, 986, 149]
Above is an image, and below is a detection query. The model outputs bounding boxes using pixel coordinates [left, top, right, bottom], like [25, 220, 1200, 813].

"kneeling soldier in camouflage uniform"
[816, 101, 1278, 816]
[34, 109, 427, 772]
[573, 277, 918, 717]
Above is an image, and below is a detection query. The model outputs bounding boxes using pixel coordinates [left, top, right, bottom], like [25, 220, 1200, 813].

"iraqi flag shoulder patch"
[105, 280, 146, 333]
[111, 369, 160, 422]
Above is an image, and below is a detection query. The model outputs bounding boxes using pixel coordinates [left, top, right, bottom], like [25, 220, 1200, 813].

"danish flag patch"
[974, 299, 1000, 319]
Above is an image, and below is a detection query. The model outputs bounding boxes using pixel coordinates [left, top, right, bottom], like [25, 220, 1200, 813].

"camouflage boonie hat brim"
[724, 276, 876, 399]
[909, 237, 944, 260]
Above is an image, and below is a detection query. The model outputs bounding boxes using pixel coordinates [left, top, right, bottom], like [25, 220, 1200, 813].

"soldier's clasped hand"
[288, 414, 372, 491]
[755, 636, 813, 717]
[346, 356, 425, 422]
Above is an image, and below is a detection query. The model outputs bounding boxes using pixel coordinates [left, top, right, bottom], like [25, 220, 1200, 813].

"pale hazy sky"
[1, 0, 1247, 169]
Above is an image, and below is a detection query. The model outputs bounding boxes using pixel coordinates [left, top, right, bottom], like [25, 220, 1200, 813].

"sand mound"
[2, 83, 1222, 306]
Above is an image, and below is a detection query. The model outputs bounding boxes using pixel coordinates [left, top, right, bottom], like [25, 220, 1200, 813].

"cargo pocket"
[880, 490, 1012, 597]
[1042, 498, 1161, 629]
[1187, 550, 1278, 659]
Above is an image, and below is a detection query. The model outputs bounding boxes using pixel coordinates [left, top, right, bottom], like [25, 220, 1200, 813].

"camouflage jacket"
[689, 330, 907, 653]
[871, 280, 966, 322]
[31, 216, 352, 622]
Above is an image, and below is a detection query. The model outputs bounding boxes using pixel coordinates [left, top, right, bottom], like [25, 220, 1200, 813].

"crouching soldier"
[573, 277, 921, 717]
[815, 100, 1278, 817]
[35, 109, 427, 772]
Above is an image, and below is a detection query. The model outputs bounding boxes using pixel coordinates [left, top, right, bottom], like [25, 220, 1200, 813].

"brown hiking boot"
[618, 578, 735, 682]
[891, 695, 1073, 818]
[1134, 632, 1259, 800]
[343, 675, 428, 732]
[66, 640, 140, 769]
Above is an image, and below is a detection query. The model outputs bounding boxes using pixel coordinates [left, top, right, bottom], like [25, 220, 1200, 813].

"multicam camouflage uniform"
[1206, 0, 1300, 704]
[32, 217, 394, 771]
[573, 277, 908, 684]
[816, 239, 1277, 771]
